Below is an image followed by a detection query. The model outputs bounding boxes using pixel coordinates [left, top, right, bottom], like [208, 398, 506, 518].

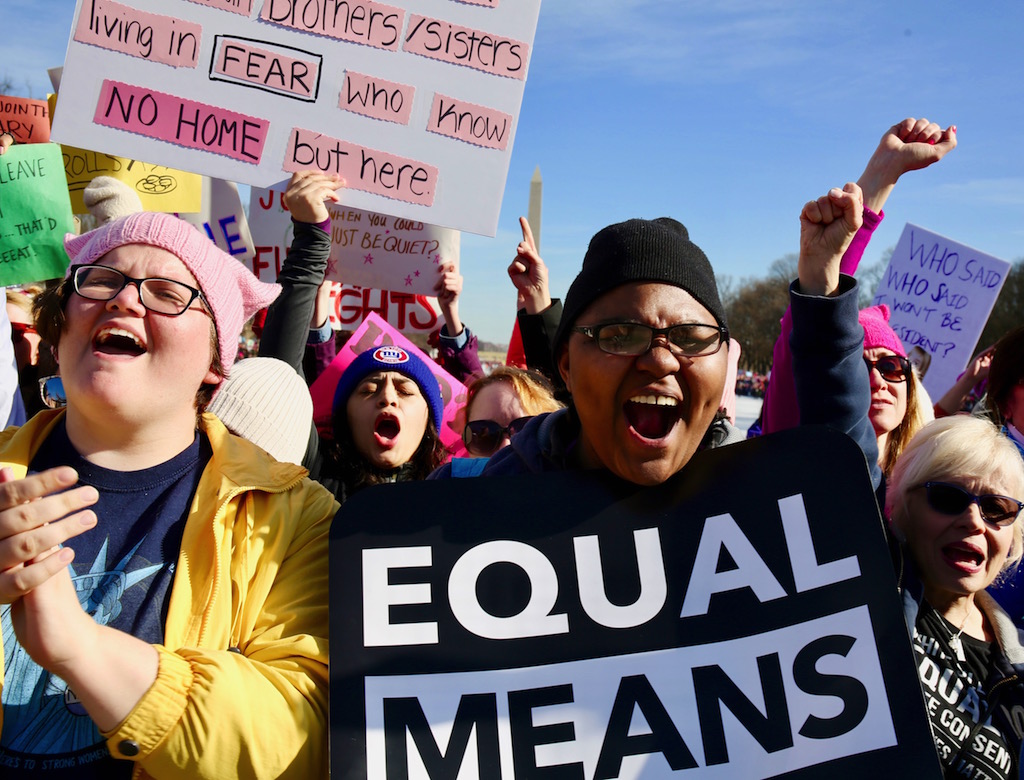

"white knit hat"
[208, 357, 312, 465]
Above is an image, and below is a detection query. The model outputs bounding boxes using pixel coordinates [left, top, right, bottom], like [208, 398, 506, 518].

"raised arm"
[761, 118, 957, 435]
[434, 262, 484, 384]
[257, 171, 343, 378]
[788, 184, 882, 488]
[508, 217, 563, 382]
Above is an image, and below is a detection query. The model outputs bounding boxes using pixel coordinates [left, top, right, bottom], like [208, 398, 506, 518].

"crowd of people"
[0, 113, 1021, 780]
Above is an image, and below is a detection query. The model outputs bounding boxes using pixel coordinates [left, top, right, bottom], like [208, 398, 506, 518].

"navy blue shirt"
[0, 420, 209, 778]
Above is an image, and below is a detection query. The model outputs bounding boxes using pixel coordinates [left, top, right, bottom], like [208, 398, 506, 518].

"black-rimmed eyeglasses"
[72, 264, 207, 317]
[573, 322, 728, 357]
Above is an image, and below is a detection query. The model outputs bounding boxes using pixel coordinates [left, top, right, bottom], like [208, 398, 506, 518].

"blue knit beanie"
[332, 345, 444, 431]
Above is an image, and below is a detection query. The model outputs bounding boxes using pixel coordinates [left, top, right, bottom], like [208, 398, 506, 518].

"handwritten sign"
[176, 176, 255, 261]
[52, 0, 543, 236]
[0, 144, 76, 286]
[61, 145, 202, 214]
[309, 312, 467, 455]
[330, 427, 941, 779]
[871, 223, 1009, 399]
[247, 186, 458, 298]
[0, 96, 51, 144]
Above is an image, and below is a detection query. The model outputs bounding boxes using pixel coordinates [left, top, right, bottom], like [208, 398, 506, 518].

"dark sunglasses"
[463, 417, 532, 456]
[918, 481, 1024, 527]
[864, 355, 910, 383]
[10, 322, 37, 338]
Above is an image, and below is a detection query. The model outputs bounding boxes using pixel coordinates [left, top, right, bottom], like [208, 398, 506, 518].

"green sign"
[0, 142, 74, 285]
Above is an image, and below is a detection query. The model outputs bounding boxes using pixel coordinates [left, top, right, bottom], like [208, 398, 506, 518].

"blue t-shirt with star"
[0, 420, 209, 778]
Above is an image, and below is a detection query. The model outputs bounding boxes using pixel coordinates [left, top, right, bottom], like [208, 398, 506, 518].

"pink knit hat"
[859, 304, 906, 357]
[63, 212, 280, 375]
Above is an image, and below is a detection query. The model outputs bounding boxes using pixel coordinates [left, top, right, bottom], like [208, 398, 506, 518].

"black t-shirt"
[915, 604, 1022, 780]
[0, 421, 209, 778]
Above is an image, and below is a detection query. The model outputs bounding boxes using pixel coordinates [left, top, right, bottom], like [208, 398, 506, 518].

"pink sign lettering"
[427, 93, 512, 150]
[284, 128, 436, 206]
[184, 0, 253, 15]
[340, 72, 415, 125]
[74, 0, 201, 68]
[260, 0, 404, 51]
[211, 36, 321, 101]
[308, 313, 467, 456]
[403, 14, 527, 80]
[94, 80, 268, 164]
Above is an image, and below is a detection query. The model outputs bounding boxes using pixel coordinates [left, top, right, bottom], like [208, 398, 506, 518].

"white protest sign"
[176, 176, 255, 263]
[247, 186, 458, 297]
[50, 0, 542, 237]
[246, 188, 442, 334]
[871, 224, 1009, 399]
[330, 428, 942, 779]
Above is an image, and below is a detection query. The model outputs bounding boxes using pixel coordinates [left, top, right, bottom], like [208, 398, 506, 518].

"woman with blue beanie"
[324, 343, 447, 501]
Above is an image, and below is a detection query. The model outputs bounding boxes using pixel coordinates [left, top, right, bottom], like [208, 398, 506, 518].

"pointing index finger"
[519, 216, 537, 253]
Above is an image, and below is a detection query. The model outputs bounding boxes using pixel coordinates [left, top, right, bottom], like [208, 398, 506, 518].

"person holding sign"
[0, 213, 337, 778]
[794, 183, 1024, 779]
[259, 173, 449, 498]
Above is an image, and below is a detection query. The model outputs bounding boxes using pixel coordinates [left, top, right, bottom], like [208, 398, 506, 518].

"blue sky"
[6, 0, 1024, 343]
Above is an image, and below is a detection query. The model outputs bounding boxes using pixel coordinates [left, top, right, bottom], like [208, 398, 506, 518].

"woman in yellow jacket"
[0, 212, 338, 779]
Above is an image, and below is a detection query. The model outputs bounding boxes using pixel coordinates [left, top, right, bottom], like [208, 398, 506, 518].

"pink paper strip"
[283, 128, 436, 206]
[74, 0, 202, 68]
[94, 80, 268, 164]
[184, 0, 253, 15]
[308, 312, 468, 457]
[211, 37, 321, 101]
[403, 14, 528, 80]
[427, 93, 512, 150]
[260, 0, 404, 51]
[340, 72, 415, 125]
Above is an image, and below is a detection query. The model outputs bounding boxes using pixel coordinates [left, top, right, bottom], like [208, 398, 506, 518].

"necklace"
[938, 606, 970, 663]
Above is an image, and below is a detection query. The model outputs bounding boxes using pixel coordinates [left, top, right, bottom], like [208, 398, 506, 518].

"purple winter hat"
[63, 212, 280, 376]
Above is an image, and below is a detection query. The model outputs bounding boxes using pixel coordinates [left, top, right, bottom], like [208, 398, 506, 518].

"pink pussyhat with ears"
[858, 304, 906, 357]
[63, 211, 280, 377]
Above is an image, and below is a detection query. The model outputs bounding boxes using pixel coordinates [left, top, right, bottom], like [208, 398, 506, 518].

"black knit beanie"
[553, 217, 727, 354]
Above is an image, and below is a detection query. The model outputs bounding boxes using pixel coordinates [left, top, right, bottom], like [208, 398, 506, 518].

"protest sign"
[309, 312, 466, 455]
[0, 96, 51, 143]
[248, 186, 458, 297]
[177, 176, 255, 262]
[871, 224, 1009, 399]
[330, 426, 941, 779]
[60, 145, 202, 214]
[0, 144, 76, 286]
[329, 284, 440, 335]
[51, 0, 543, 236]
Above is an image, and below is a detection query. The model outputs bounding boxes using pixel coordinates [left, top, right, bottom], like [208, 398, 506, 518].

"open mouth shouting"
[624, 393, 681, 441]
[94, 326, 146, 357]
[373, 413, 402, 449]
[942, 541, 985, 575]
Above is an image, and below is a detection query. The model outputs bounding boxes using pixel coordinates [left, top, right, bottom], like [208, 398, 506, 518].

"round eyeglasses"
[72, 264, 207, 317]
[573, 322, 728, 358]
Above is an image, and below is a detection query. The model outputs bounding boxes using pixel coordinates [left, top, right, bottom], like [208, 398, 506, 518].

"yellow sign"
[49, 94, 202, 214]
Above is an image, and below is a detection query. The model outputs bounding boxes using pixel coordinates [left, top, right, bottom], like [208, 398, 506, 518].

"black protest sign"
[330, 426, 941, 779]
